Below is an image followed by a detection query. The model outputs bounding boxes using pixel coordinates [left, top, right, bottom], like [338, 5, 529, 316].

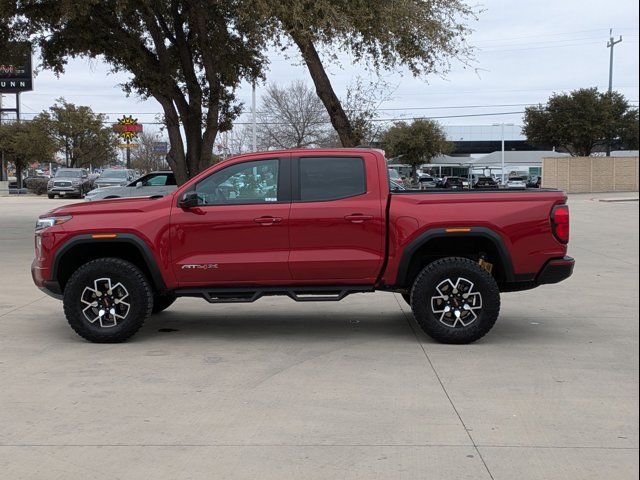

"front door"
[288, 154, 386, 283]
[170, 156, 291, 286]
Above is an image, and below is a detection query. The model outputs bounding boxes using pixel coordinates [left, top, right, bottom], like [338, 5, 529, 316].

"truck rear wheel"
[410, 257, 500, 344]
[63, 258, 153, 343]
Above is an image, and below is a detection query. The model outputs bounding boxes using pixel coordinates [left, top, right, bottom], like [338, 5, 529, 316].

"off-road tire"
[47, 194, 55, 199]
[410, 257, 500, 344]
[63, 258, 153, 343]
[152, 292, 177, 314]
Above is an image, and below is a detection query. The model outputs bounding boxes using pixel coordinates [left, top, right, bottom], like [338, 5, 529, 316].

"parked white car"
[506, 176, 527, 189]
[85, 171, 177, 201]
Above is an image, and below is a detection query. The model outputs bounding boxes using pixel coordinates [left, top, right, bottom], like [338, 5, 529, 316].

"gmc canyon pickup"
[32, 148, 574, 344]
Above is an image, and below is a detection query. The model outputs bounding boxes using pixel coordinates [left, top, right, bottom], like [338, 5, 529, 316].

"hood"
[86, 185, 123, 195]
[96, 179, 127, 185]
[52, 176, 82, 181]
[44, 196, 169, 217]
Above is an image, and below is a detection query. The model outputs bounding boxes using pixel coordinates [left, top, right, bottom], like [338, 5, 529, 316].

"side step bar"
[175, 285, 374, 304]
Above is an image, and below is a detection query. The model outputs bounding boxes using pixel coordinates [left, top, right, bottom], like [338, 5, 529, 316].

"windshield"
[55, 170, 82, 178]
[101, 170, 128, 179]
[388, 169, 401, 180]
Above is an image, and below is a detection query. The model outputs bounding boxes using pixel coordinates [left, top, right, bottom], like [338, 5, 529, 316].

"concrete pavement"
[0, 194, 638, 479]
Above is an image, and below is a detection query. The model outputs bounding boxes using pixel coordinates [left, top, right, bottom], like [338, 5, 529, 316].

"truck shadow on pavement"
[123, 309, 561, 345]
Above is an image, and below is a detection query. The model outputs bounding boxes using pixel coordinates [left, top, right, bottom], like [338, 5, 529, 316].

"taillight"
[551, 205, 570, 244]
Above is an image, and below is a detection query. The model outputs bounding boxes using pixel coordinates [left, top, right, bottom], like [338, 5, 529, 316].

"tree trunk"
[15, 161, 23, 189]
[289, 32, 360, 147]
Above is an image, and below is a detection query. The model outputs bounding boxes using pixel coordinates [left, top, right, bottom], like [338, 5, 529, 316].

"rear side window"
[299, 157, 365, 201]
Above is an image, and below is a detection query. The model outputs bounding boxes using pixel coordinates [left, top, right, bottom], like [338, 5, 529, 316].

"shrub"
[24, 177, 49, 195]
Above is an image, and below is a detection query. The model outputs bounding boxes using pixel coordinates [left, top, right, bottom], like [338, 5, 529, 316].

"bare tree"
[320, 76, 397, 147]
[257, 81, 330, 149]
[130, 132, 169, 173]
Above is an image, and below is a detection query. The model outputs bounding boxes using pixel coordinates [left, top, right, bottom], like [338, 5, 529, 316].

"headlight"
[47, 180, 54, 187]
[35, 215, 72, 231]
[72, 180, 81, 186]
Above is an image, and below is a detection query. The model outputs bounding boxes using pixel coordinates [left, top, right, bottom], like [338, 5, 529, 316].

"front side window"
[137, 173, 176, 186]
[299, 157, 365, 202]
[195, 159, 279, 205]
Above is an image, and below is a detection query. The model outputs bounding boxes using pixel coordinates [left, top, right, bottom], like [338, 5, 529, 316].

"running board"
[175, 285, 374, 303]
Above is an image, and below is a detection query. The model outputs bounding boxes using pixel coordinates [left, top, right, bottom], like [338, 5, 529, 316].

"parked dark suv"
[474, 176, 499, 189]
[47, 168, 93, 199]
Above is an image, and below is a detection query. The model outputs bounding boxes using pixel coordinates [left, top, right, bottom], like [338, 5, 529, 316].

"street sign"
[0, 42, 33, 93]
[112, 116, 143, 168]
[113, 115, 143, 141]
[152, 142, 168, 155]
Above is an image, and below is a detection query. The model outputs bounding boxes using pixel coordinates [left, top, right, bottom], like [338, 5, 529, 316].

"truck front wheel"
[410, 257, 500, 344]
[63, 258, 153, 343]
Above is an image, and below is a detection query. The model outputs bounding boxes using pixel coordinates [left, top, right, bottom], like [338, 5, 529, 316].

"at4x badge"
[181, 264, 219, 270]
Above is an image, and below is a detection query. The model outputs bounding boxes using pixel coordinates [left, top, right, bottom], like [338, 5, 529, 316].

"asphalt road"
[0, 193, 638, 480]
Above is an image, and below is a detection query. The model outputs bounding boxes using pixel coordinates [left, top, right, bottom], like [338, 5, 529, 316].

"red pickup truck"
[32, 148, 574, 344]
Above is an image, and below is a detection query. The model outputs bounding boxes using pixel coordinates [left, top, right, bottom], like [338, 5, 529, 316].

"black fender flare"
[51, 233, 167, 292]
[394, 227, 519, 286]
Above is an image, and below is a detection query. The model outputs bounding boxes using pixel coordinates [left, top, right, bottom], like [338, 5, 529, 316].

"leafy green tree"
[35, 99, 118, 168]
[4, 0, 269, 184]
[381, 119, 451, 183]
[254, 0, 475, 146]
[4, 0, 474, 180]
[0, 120, 57, 188]
[523, 88, 639, 156]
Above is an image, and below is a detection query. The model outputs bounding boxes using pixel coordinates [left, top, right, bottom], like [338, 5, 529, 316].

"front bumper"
[536, 256, 575, 285]
[31, 259, 63, 299]
[48, 187, 81, 195]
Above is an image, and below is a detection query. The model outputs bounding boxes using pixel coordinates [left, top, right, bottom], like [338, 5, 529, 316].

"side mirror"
[135, 181, 143, 188]
[179, 191, 199, 209]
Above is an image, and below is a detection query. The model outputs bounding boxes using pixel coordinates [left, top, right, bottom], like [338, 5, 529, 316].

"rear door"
[288, 154, 386, 282]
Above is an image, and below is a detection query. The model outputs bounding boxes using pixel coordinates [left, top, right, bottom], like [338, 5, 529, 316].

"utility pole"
[606, 29, 622, 157]
[0, 93, 4, 181]
[251, 81, 257, 152]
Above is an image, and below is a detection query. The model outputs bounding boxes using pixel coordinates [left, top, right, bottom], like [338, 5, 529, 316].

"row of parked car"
[389, 168, 541, 190]
[46, 168, 177, 200]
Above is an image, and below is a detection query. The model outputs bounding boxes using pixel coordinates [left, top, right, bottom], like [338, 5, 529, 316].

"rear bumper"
[536, 256, 575, 285]
[500, 256, 574, 292]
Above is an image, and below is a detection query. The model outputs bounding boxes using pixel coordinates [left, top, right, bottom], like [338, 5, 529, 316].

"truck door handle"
[253, 216, 282, 225]
[344, 214, 373, 224]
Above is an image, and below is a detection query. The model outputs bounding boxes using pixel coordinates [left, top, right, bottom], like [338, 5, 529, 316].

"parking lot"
[0, 193, 638, 479]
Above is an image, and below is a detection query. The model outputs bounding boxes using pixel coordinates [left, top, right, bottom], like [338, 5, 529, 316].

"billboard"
[0, 42, 33, 93]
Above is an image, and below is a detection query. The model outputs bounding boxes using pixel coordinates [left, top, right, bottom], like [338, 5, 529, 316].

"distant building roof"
[474, 150, 569, 166]
[424, 151, 568, 167]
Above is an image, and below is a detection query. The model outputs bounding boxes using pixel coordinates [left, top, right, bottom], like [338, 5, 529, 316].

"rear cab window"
[298, 157, 366, 202]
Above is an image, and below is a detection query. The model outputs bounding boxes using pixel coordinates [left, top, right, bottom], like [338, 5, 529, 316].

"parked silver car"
[95, 169, 136, 188]
[85, 171, 177, 201]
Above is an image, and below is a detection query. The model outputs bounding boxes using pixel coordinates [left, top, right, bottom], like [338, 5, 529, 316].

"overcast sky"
[4, 0, 639, 142]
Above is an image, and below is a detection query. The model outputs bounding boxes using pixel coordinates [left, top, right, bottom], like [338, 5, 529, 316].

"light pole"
[493, 123, 514, 185]
[606, 29, 622, 157]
